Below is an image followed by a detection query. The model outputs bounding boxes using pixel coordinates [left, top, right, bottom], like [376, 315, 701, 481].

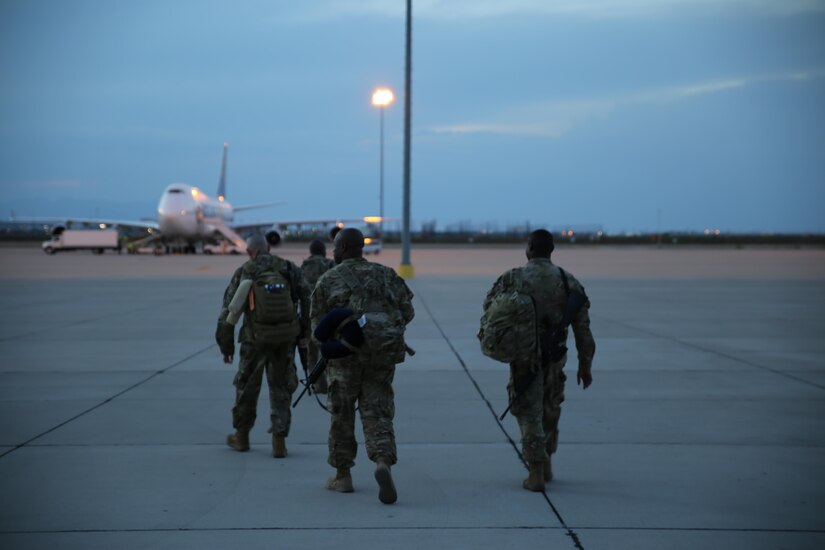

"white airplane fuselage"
[156, 183, 233, 241]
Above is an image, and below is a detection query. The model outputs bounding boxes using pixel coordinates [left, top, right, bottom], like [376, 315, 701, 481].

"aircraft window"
[168, 189, 183, 194]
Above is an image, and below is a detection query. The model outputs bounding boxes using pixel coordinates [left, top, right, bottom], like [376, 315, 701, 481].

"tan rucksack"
[477, 272, 537, 364]
[337, 265, 407, 363]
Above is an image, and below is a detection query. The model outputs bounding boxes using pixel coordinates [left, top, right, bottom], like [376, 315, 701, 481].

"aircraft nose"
[158, 194, 198, 237]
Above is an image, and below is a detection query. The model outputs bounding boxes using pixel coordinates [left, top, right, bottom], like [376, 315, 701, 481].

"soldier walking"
[215, 234, 311, 458]
[300, 239, 336, 393]
[310, 228, 414, 504]
[482, 229, 595, 491]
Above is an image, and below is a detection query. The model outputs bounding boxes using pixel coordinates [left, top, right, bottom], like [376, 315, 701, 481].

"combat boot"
[226, 431, 250, 452]
[522, 462, 545, 492]
[543, 458, 553, 483]
[325, 468, 354, 493]
[374, 457, 397, 504]
[272, 435, 287, 458]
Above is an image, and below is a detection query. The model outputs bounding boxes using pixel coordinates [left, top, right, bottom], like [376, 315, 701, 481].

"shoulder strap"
[558, 267, 570, 297]
[337, 264, 362, 292]
[282, 259, 303, 306]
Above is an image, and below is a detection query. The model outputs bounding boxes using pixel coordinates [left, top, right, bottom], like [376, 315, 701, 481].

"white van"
[43, 228, 120, 254]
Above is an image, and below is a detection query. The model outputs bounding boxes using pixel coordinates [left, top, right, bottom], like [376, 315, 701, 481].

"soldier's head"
[265, 229, 281, 248]
[246, 234, 269, 259]
[309, 239, 326, 257]
[333, 227, 364, 264]
[526, 229, 554, 259]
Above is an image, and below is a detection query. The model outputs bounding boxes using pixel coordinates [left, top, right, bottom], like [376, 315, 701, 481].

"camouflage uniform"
[484, 258, 595, 464]
[216, 252, 311, 437]
[300, 254, 336, 378]
[301, 255, 336, 287]
[310, 257, 414, 469]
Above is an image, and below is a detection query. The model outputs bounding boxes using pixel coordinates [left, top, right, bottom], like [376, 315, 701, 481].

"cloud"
[11, 180, 89, 190]
[430, 69, 825, 138]
[289, 0, 825, 21]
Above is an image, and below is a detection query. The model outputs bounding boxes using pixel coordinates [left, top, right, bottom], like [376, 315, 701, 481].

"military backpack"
[337, 265, 407, 363]
[246, 259, 300, 348]
[301, 256, 335, 286]
[477, 271, 538, 364]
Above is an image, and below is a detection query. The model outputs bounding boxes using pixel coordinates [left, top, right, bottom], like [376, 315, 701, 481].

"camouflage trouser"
[508, 356, 567, 464]
[326, 358, 397, 469]
[232, 343, 299, 436]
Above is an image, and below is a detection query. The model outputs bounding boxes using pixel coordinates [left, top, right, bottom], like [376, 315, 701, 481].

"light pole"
[371, 87, 394, 237]
[399, 0, 414, 279]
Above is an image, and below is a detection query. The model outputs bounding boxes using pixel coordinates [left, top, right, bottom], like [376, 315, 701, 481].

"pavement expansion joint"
[0, 343, 216, 460]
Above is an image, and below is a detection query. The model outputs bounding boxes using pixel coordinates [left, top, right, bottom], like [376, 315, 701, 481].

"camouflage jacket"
[301, 254, 336, 287]
[310, 257, 414, 356]
[215, 252, 311, 356]
[484, 258, 595, 371]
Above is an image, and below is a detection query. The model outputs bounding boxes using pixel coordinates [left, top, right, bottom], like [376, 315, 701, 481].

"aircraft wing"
[233, 202, 286, 212]
[9, 216, 159, 230]
[229, 218, 368, 233]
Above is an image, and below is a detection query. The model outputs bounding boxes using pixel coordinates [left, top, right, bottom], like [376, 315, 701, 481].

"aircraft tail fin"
[217, 142, 228, 200]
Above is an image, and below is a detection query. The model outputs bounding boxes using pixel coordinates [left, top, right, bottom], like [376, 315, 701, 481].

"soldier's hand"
[577, 367, 592, 389]
[223, 354, 234, 364]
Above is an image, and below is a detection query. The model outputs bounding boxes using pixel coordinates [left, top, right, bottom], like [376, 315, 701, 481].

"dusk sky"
[1, 0, 824, 234]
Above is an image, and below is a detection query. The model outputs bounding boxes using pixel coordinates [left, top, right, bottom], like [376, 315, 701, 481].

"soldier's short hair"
[309, 239, 326, 256]
[246, 234, 268, 254]
[528, 229, 554, 256]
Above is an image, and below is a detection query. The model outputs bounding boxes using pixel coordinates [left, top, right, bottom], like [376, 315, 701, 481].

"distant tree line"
[3, 222, 823, 247]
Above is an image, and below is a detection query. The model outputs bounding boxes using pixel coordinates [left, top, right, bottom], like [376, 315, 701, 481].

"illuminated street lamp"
[371, 87, 394, 235]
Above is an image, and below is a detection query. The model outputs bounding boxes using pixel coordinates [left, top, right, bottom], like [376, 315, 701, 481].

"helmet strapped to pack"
[314, 307, 365, 359]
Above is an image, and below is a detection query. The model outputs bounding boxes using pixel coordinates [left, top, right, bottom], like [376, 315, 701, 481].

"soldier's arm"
[394, 273, 415, 325]
[570, 282, 595, 388]
[289, 261, 312, 341]
[309, 273, 330, 334]
[215, 267, 243, 358]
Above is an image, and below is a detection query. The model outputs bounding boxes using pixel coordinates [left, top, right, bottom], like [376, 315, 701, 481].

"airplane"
[12, 143, 370, 254]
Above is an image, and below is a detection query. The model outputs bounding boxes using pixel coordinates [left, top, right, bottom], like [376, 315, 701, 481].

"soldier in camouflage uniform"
[310, 228, 414, 504]
[484, 229, 595, 491]
[301, 240, 337, 393]
[215, 234, 311, 458]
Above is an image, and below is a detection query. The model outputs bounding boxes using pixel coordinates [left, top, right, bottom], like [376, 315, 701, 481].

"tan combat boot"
[325, 468, 354, 493]
[374, 457, 397, 504]
[226, 431, 250, 452]
[272, 435, 287, 458]
[522, 462, 545, 492]
[543, 458, 553, 483]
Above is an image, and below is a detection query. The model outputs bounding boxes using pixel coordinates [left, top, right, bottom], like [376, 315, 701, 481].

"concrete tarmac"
[1, 245, 824, 549]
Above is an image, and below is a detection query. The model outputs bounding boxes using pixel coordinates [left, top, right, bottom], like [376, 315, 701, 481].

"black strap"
[559, 267, 570, 297]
